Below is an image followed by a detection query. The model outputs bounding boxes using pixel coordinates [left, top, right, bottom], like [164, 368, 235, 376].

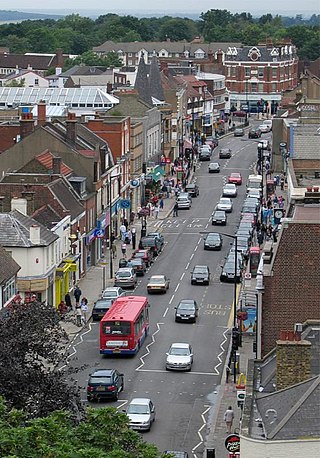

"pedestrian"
[255, 220, 261, 232]
[173, 202, 179, 217]
[74, 285, 81, 308]
[65, 292, 72, 311]
[119, 223, 126, 241]
[80, 297, 88, 323]
[130, 211, 135, 225]
[111, 242, 117, 258]
[257, 231, 264, 247]
[272, 227, 278, 243]
[159, 198, 164, 210]
[224, 406, 234, 434]
[123, 218, 129, 230]
[154, 205, 160, 219]
[121, 243, 127, 257]
[167, 185, 171, 198]
[75, 307, 83, 327]
[125, 229, 132, 244]
[131, 227, 137, 250]
[280, 176, 285, 191]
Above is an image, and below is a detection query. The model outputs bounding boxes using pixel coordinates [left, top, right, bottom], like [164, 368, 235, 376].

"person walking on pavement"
[131, 227, 137, 250]
[80, 297, 88, 324]
[74, 286, 81, 308]
[119, 223, 126, 241]
[154, 205, 160, 219]
[111, 242, 117, 258]
[173, 202, 179, 217]
[224, 406, 235, 434]
[75, 307, 83, 327]
[65, 292, 72, 311]
[121, 243, 127, 258]
[159, 198, 164, 210]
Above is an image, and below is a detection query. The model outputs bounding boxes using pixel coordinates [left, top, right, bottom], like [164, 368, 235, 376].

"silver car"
[126, 398, 156, 431]
[208, 162, 220, 173]
[216, 197, 233, 213]
[114, 268, 137, 289]
[101, 287, 126, 300]
[223, 183, 237, 197]
[166, 343, 193, 371]
[176, 196, 191, 209]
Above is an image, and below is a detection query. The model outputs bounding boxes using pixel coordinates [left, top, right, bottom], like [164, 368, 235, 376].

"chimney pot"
[279, 330, 287, 340]
[294, 331, 301, 341]
[287, 330, 295, 341]
[52, 156, 62, 175]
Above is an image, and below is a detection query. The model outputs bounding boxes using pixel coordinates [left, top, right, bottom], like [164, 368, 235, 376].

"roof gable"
[0, 244, 20, 284]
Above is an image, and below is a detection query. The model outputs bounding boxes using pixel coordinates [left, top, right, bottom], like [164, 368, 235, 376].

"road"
[66, 126, 269, 457]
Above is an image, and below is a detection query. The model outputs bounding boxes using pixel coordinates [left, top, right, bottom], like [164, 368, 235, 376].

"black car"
[212, 210, 227, 225]
[185, 183, 199, 197]
[199, 150, 211, 161]
[139, 236, 162, 256]
[92, 298, 114, 321]
[220, 259, 242, 283]
[87, 369, 124, 401]
[248, 127, 262, 139]
[204, 232, 223, 250]
[175, 299, 199, 323]
[191, 265, 210, 285]
[219, 148, 232, 159]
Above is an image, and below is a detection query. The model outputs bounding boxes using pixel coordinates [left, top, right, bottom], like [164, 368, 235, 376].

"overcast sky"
[6, 0, 319, 14]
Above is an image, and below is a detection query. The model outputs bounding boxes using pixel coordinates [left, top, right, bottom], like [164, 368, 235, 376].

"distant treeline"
[0, 9, 318, 60]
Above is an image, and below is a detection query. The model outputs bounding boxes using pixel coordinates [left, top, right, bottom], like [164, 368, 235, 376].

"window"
[227, 67, 231, 77]
[272, 83, 277, 92]
[258, 83, 264, 92]
[34, 78, 39, 86]
[251, 83, 257, 93]
[272, 67, 277, 78]
[128, 53, 132, 57]
[231, 66, 236, 77]
[258, 67, 264, 78]
[3, 277, 16, 305]
[245, 67, 250, 77]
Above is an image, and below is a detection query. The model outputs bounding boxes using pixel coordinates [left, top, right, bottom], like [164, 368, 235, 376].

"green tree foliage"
[0, 11, 318, 60]
[0, 399, 160, 457]
[65, 50, 122, 69]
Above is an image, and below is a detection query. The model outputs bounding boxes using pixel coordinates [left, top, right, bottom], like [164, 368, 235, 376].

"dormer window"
[248, 47, 261, 61]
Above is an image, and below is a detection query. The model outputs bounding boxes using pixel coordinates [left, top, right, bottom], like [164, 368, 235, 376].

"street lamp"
[108, 172, 120, 279]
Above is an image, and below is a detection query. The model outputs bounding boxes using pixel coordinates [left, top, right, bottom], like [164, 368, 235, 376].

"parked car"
[125, 398, 156, 431]
[220, 259, 242, 283]
[199, 150, 211, 161]
[203, 232, 223, 250]
[217, 197, 233, 213]
[178, 192, 192, 203]
[247, 188, 261, 199]
[211, 210, 227, 226]
[101, 286, 125, 300]
[114, 268, 137, 289]
[228, 172, 242, 185]
[129, 258, 146, 276]
[235, 230, 252, 244]
[205, 137, 219, 149]
[248, 127, 262, 138]
[166, 343, 193, 371]
[185, 183, 199, 197]
[200, 144, 211, 153]
[146, 232, 164, 249]
[175, 299, 198, 323]
[132, 249, 153, 267]
[87, 369, 124, 402]
[176, 195, 191, 209]
[139, 236, 162, 256]
[241, 203, 258, 216]
[219, 148, 232, 159]
[92, 298, 114, 321]
[263, 119, 272, 131]
[208, 162, 220, 173]
[259, 124, 269, 133]
[223, 183, 237, 198]
[191, 265, 210, 285]
[244, 197, 260, 208]
[234, 127, 244, 137]
[147, 275, 170, 293]
[238, 221, 254, 235]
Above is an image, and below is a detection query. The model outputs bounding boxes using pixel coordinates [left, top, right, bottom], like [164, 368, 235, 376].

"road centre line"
[174, 283, 180, 292]
[185, 262, 190, 270]
[190, 253, 194, 259]
[163, 307, 169, 318]
[169, 294, 175, 304]
[180, 272, 185, 281]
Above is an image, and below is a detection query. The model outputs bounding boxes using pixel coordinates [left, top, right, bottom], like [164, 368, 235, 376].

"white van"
[247, 174, 262, 193]
[263, 120, 272, 132]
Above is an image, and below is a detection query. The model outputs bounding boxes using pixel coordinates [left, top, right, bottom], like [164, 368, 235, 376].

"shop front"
[17, 270, 55, 306]
[55, 259, 78, 308]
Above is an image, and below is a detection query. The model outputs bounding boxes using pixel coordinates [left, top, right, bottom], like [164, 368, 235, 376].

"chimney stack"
[208, 50, 214, 63]
[11, 197, 27, 215]
[21, 188, 35, 215]
[66, 112, 77, 143]
[276, 329, 311, 390]
[20, 112, 35, 139]
[52, 156, 62, 175]
[29, 225, 41, 245]
[55, 48, 64, 75]
[37, 100, 46, 126]
[216, 49, 223, 64]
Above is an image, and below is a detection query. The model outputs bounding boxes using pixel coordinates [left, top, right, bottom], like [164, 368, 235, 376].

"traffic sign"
[120, 199, 131, 209]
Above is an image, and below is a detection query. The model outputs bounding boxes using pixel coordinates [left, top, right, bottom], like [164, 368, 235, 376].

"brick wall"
[276, 339, 311, 390]
[262, 223, 320, 356]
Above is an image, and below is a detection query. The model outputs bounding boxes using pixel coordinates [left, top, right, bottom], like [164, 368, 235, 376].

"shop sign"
[30, 278, 48, 291]
[225, 434, 240, 453]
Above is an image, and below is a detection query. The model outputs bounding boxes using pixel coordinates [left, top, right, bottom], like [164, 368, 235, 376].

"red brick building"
[224, 43, 298, 113]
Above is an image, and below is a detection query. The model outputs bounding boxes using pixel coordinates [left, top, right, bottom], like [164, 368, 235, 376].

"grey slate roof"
[0, 210, 58, 247]
[0, 244, 20, 284]
[59, 65, 106, 77]
[134, 54, 152, 106]
[256, 376, 320, 440]
[292, 133, 320, 159]
[32, 205, 62, 230]
[149, 56, 164, 102]
[108, 92, 152, 117]
[48, 178, 84, 221]
[225, 45, 297, 62]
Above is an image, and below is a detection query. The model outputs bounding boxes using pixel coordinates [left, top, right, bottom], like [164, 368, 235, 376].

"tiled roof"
[32, 204, 63, 230]
[0, 53, 55, 70]
[0, 244, 20, 284]
[108, 92, 152, 117]
[36, 150, 73, 176]
[292, 134, 320, 160]
[48, 178, 84, 221]
[225, 45, 297, 62]
[0, 210, 58, 247]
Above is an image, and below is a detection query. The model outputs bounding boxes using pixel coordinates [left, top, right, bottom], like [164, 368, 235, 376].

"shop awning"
[56, 259, 78, 276]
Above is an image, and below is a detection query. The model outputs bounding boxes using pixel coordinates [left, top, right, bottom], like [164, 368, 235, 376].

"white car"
[126, 398, 156, 431]
[247, 188, 261, 199]
[101, 287, 126, 300]
[166, 343, 193, 371]
[263, 120, 272, 131]
[199, 144, 211, 153]
[176, 196, 191, 209]
[216, 197, 233, 213]
[259, 124, 269, 133]
[223, 183, 237, 197]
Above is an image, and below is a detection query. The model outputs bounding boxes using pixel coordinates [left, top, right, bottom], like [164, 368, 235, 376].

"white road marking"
[190, 253, 194, 259]
[163, 307, 169, 318]
[192, 405, 211, 457]
[174, 283, 180, 292]
[169, 294, 175, 304]
[137, 369, 219, 375]
[136, 322, 163, 371]
[180, 272, 185, 281]
[185, 262, 190, 270]
[59, 321, 93, 371]
[213, 327, 229, 374]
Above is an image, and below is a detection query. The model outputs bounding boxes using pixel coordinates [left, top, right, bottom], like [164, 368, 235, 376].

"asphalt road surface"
[66, 125, 271, 457]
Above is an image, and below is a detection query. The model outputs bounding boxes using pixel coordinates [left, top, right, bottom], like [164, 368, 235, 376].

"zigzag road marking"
[213, 327, 229, 375]
[136, 322, 163, 371]
[59, 321, 93, 371]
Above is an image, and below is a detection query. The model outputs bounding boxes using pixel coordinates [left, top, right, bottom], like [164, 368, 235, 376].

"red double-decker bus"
[100, 296, 149, 355]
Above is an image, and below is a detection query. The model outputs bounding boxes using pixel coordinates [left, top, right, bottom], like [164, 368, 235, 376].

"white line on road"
[192, 406, 211, 457]
[163, 307, 169, 318]
[190, 253, 194, 259]
[137, 369, 219, 375]
[169, 294, 175, 304]
[213, 327, 229, 375]
[185, 262, 190, 270]
[174, 283, 180, 292]
[180, 272, 185, 281]
[136, 323, 163, 371]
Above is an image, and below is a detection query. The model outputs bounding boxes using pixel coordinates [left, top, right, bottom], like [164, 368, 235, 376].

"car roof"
[95, 298, 113, 304]
[91, 369, 115, 376]
[130, 398, 151, 405]
[179, 299, 196, 303]
[171, 342, 190, 348]
[194, 265, 208, 269]
[213, 210, 225, 214]
[185, 183, 196, 188]
[150, 274, 165, 279]
[103, 287, 121, 292]
[224, 183, 236, 187]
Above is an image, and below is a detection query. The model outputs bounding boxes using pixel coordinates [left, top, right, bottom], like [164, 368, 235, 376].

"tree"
[5, 78, 25, 87]
[158, 18, 197, 41]
[0, 399, 160, 457]
[65, 50, 122, 69]
[0, 300, 83, 420]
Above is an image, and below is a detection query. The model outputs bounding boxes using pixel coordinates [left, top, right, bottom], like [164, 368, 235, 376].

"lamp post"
[108, 173, 120, 279]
